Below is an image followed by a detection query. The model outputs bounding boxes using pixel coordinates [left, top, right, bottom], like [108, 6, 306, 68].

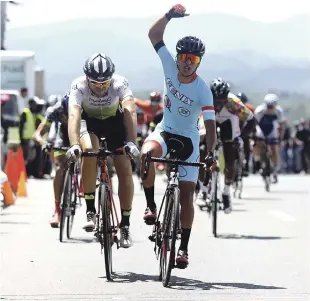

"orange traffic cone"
[16, 171, 27, 198]
[2, 180, 16, 206]
[4, 150, 19, 193]
[17, 147, 27, 181]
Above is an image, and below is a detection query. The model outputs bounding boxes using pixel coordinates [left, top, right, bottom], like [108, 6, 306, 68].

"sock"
[84, 192, 96, 213]
[180, 228, 191, 251]
[223, 184, 231, 195]
[120, 208, 132, 227]
[143, 186, 156, 210]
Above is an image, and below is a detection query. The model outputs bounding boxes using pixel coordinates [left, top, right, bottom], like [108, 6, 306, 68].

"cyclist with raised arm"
[254, 93, 285, 183]
[33, 94, 70, 227]
[210, 78, 256, 212]
[140, 4, 216, 268]
[66, 53, 139, 248]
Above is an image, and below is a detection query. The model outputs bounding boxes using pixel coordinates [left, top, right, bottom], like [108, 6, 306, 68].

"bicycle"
[233, 145, 245, 199]
[45, 146, 82, 242]
[144, 147, 208, 287]
[79, 138, 128, 281]
[260, 139, 272, 192]
[204, 141, 222, 238]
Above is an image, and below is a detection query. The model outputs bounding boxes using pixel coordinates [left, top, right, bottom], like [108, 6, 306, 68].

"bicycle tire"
[160, 188, 180, 287]
[66, 176, 77, 239]
[59, 170, 71, 242]
[211, 171, 218, 238]
[263, 148, 271, 192]
[100, 184, 113, 281]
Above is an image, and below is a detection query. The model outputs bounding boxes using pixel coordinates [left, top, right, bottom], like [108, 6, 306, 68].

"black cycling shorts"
[80, 107, 126, 151]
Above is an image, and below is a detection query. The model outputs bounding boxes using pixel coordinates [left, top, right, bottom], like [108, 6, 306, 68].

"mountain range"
[6, 14, 310, 96]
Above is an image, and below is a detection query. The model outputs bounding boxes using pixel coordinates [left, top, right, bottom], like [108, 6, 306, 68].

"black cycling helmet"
[83, 53, 115, 82]
[210, 77, 230, 98]
[176, 36, 205, 57]
[237, 92, 249, 104]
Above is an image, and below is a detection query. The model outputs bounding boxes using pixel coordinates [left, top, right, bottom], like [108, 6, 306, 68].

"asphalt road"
[1, 174, 310, 301]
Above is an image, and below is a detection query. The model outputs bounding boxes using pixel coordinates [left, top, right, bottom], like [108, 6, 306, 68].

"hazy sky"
[6, 0, 310, 28]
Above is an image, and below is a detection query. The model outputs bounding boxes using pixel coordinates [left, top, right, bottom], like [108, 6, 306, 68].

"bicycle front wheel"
[160, 188, 180, 287]
[100, 184, 113, 281]
[59, 170, 72, 242]
[211, 171, 218, 238]
[66, 174, 78, 239]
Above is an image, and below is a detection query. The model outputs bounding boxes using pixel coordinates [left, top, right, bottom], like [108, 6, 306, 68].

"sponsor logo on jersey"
[178, 107, 190, 117]
[88, 96, 112, 106]
[166, 78, 193, 106]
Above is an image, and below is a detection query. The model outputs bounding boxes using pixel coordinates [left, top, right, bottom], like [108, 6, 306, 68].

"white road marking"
[268, 210, 296, 222]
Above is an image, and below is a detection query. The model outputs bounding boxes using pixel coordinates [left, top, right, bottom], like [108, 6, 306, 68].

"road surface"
[1, 174, 310, 300]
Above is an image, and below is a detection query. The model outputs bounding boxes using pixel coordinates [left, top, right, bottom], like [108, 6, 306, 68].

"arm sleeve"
[116, 76, 133, 101]
[199, 82, 215, 121]
[154, 41, 177, 75]
[276, 107, 285, 123]
[69, 81, 83, 107]
[226, 98, 253, 122]
[254, 106, 264, 123]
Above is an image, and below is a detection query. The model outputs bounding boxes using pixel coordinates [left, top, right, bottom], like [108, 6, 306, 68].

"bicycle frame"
[95, 156, 120, 247]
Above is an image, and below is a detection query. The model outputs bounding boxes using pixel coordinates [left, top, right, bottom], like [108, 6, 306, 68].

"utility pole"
[1, 1, 19, 50]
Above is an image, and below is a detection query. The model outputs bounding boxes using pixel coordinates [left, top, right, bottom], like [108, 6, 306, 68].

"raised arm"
[148, 16, 170, 47]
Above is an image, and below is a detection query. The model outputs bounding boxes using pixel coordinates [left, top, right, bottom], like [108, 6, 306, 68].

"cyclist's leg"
[243, 136, 251, 176]
[196, 135, 208, 205]
[267, 133, 280, 182]
[49, 124, 68, 227]
[80, 119, 99, 230]
[254, 125, 265, 171]
[176, 139, 199, 267]
[50, 153, 67, 227]
[222, 142, 237, 213]
[140, 126, 167, 224]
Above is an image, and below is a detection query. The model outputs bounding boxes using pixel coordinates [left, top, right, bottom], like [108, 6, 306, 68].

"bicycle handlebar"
[149, 156, 206, 168]
[50, 146, 125, 158]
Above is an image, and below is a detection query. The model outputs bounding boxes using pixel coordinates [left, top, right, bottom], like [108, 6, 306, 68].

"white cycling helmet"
[264, 93, 279, 106]
[48, 94, 61, 106]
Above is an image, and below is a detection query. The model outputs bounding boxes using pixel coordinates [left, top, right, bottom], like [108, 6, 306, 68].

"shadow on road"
[242, 196, 282, 201]
[0, 212, 31, 216]
[0, 221, 30, 225]
[271, 190, 309, 195]
[217, 233, 289, 240]
[102, 272, 286, 291]
[62, 237, 96, 244]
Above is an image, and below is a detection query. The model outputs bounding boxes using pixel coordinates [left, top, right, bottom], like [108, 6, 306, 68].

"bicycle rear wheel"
[59, 170, 72, 242]
[262, 149, 271, 192]
[211, 171, 218, 238]
[100, 184, 113, 281]
[160, 188, 180, 287]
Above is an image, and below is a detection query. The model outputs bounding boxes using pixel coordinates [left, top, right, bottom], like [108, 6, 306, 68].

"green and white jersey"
[69, 74, 133, 120]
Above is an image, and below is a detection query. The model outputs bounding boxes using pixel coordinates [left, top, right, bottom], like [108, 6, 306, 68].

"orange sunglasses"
[177, 53, 201, 64]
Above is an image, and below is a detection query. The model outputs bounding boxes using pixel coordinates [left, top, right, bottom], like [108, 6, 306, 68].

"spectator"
[19, 87, 29, 113]
[295, 118, 310, 173]
[19, 97, 45, 178]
